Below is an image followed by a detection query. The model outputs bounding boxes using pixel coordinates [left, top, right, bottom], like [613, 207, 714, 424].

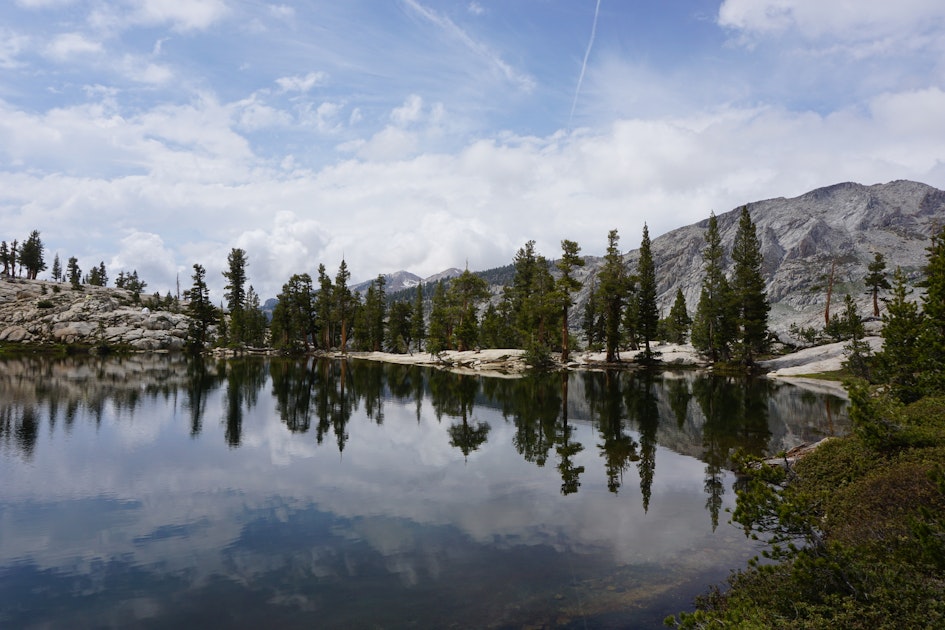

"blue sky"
[2, 0, 945, 299]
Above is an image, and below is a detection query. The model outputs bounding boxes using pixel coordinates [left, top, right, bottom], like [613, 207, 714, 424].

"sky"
[2, 0, 945, 300]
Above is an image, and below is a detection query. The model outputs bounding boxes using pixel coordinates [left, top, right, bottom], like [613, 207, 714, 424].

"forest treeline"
[2, 210, 930, 370]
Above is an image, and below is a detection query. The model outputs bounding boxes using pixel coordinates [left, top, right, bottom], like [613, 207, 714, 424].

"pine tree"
[270, 273, 314, 352]
[185, 264, 216, 353]
[0, 241, 9, 277]
[864, 252, 891, 317]
[66, 256, 82, 289]
[334, 260, 354, 353]
[314, 264, 334, 349]
[598, 229, 629, 362]
[878, 267, 924, 402]
[692, 213, 735, 362]
[731, 206, 769, 365]
[242, 285, 268, 347]
[361, 275, 387, 351]
[51, 253, 62, 283]
[918, 225, 945, 394]
[19, 231, 46, 280]
[666, 288, 691, 344]
[427, 280, 451, 354]
[448, 268, 489, 351]
[411, 282, 426, 352]
[636, 224, 659, 362]
[555, 239, 584, 362]
[841, 293, 871, 379]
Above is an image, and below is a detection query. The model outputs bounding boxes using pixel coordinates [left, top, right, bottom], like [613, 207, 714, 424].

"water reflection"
[0, 355, 848, 628]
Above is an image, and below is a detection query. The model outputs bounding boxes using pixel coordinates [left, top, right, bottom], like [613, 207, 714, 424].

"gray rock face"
[577, 179, 944, 335]
[0, 280, 191, 350]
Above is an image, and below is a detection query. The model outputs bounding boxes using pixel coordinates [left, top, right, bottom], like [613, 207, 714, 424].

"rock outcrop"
[0, 279, 190, 350]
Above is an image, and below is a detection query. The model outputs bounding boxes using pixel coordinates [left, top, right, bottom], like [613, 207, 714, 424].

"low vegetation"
[667, 226, 945, 628]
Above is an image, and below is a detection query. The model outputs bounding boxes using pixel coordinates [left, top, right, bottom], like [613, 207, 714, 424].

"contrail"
[569, 0, 602, 130]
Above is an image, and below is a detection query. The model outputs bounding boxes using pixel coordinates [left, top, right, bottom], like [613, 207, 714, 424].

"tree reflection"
[626, 373, 659, 511]
[588, 371, 639, 494]
[429, 370, 490, 459]
[223, 358, 268, 447]
[693, 375, 773, 530]
[555, 373, 584, 495]
[271, 358, 317, 433]
[184, 357, 225, 437]
[0, 404, 39, 459]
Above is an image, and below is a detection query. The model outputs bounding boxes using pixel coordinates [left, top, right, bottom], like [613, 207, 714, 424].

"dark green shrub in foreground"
[667, 392, 945, 629]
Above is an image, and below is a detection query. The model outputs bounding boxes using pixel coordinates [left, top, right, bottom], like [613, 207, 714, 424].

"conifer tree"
[555, 239, 584, 362]
[411, 283, 426, 352]
[19, 231, 46, 280]
[361, 275, 387, 352]
[666, 288, 691, 344]
[51, 253, 62, 283]
[185, 264, 216, 353]
[598, 229, 629, 362]
[314, 264, 334, 349]
[0, 241, 9, 277]
[334, 260, 354, 353]
[636, 224, 659, 362]
[878, 267, 924, 402]
[449, 268, 489, 351]
[427, 280, 451, 354]
[66, 256, 82, 289]
[692, 213, 735, 362]
[864, 252, 891, 317]
[918, 225, 945, 394]
[731, 206, 769, 365]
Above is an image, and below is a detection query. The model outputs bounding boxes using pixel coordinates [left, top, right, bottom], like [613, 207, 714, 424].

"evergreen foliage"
[18, 230, 46, 280]
[919, 225, 945, 394]
[731, 206, 769, 365]
[555, 239, 584, 362]
[411, 282, 425, 352]
[66, 256, 81, 289]
[597, 229, 630, 362]
[864, 251, 891, 317]
[691, 213, 735, 362]
[184, 264, 216, 353]
[878, 267, 924, 403]
[664, 288, 691, 344]
[636, 224, 659, 362]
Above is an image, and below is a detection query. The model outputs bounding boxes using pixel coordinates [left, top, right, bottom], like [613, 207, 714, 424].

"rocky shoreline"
[0, 278, 190, 351]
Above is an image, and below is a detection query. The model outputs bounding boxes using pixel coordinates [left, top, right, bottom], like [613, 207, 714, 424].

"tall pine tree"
[598, 229, 629, 362]
[555, 239, 584, 362]
[636, 224, 659, 362]
[731, 206, 769, 365]
[919, 225, 945, 394]
[692, 213, 735, 362]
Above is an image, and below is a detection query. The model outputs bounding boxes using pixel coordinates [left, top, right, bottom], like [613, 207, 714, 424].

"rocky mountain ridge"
[546, 179, 942, 336]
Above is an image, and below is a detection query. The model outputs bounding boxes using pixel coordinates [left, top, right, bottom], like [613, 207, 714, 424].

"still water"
[0, 355, 847, 629]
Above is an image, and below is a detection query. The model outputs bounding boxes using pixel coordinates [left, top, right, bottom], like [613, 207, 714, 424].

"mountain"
[586, 179, 944, 334]
[351, 268, 462, 296]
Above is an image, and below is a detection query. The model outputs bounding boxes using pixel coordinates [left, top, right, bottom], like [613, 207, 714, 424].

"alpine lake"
[0, 354, 848, 629]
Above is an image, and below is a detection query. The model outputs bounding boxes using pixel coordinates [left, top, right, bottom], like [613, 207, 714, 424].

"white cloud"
[132, 0, 229, 32]
[0, 29, 28, 69]
[111, 231, 179, 287]
[718, 0, 945, 45]
[391, 94, 424, 126]
[275, 71, 328, 93]
[88, 0, 228, 34]
[45, 33, 103, 61]
[467, 3, 485, 17]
